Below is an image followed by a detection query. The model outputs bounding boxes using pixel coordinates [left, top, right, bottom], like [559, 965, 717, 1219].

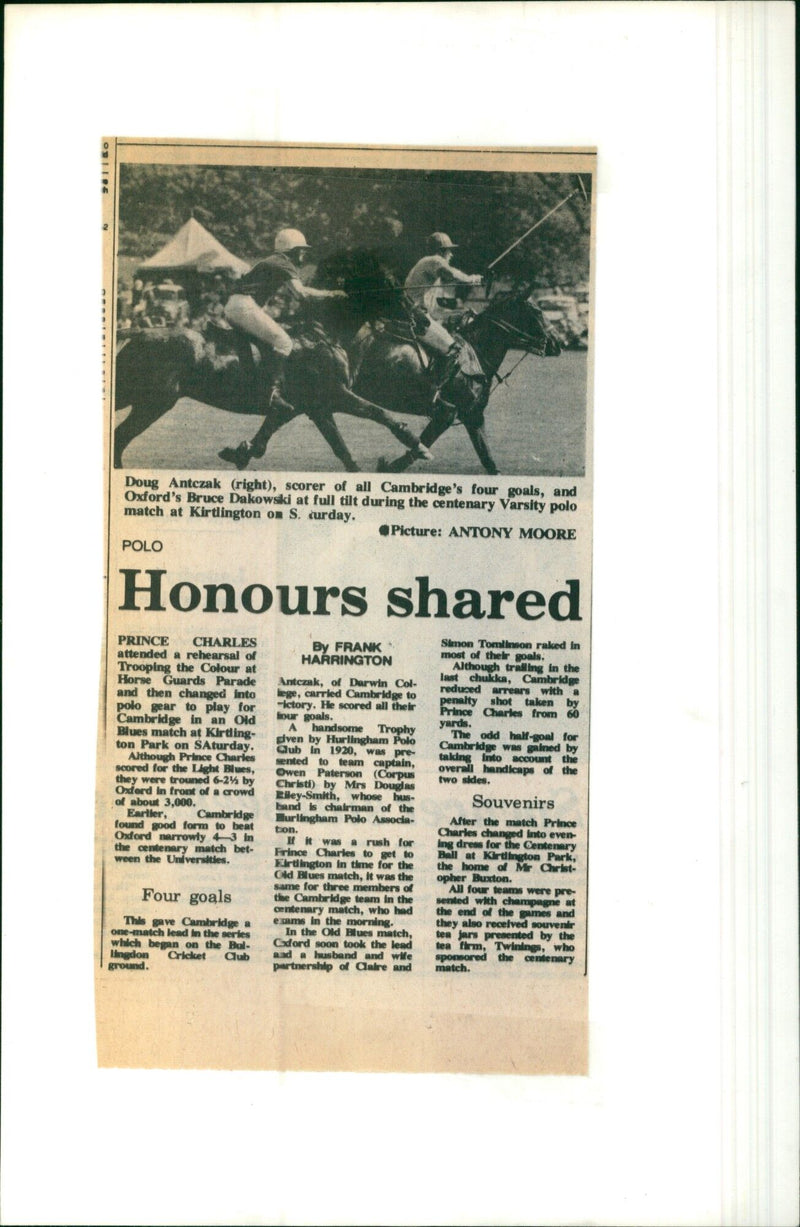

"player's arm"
[446, 262, 483, 286]
[290, 277, 347, 301]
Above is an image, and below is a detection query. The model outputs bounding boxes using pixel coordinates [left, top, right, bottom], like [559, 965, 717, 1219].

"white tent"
[137, 218, 250, 277]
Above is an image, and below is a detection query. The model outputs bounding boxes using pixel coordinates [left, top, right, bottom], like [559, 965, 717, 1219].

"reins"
[483, 315, 545, 348]
[466, 307, 547, 390]
[492, 349, 533, 388]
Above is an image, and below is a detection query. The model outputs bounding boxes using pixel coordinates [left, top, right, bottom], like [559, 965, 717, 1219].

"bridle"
[471, 302, 549, 389]
[482, 312, 547, 350]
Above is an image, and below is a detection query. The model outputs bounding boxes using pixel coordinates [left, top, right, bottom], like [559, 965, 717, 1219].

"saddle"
[449, 338, 484, 381]
[290, 322, 350, 385]
[372, 321, 484, 387]
[368, 316, 480, 373]
[202, 318, 345, 373]
[201, 319, 262, 369]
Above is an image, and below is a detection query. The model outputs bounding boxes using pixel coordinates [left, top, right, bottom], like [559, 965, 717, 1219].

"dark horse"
[232, 250, 561, 474]
[112, 314, 427, 471]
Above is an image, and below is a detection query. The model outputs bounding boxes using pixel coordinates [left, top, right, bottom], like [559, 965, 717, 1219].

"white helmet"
[275, 228, 310, 253]
[428, 231, 458, 252]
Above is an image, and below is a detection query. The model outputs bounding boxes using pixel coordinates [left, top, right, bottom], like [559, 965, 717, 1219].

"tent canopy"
[137, 218, 250, 278]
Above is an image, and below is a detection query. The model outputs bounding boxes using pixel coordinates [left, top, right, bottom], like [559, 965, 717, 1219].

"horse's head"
[313, 248, 397, 292]
[315, 248, 406, 326]
[478, 286, 561, 357]
[307, 249, 394, 341]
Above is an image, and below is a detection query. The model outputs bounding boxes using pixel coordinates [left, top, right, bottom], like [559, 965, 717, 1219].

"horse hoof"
[218, 442, 252, 470]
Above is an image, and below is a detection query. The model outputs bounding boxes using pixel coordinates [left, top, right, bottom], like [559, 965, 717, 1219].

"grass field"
[115, 350, 587, 476]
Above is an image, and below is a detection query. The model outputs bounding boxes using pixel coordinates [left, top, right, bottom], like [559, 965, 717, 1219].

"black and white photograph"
[112, 151, 593, 475]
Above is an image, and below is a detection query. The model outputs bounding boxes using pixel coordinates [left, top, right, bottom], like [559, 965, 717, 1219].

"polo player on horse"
[404, 231, 483, 378]
[224, 227, 348, 417]
[346, 231, 485, 410]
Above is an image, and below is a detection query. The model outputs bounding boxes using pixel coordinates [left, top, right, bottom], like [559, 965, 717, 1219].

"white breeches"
[224, 295, 294, 357]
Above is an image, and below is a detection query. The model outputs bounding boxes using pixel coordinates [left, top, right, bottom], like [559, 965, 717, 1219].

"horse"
[230, 250, 561, 475]
[112, 315, 428, 471]
[361, 285, 560, 473]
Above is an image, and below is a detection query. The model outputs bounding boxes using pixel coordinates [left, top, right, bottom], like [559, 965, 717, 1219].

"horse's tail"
[114, 329, 202, 410]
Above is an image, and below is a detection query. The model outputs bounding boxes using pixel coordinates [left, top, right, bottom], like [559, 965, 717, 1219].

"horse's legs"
[248, 403, 298, 457]
[114, 398, 173, 468]
[218, 403, 298, 470]
[219, 389, 420, 473]
[465, 423, 499, 475]
[377, 401, 457, 473]
[308, 409, 360, 472]
[246, 386, 422, 458]
[332, 388, 426, 453]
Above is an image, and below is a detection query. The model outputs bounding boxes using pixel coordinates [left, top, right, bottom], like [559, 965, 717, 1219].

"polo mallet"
[486, 175, 589, 274]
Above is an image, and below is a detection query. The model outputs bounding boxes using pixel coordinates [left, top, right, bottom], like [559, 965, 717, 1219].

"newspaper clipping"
[97, 140, 595, 1072]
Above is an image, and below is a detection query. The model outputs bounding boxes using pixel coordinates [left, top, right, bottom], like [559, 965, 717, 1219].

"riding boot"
[434, 341, 463, 390]
[219, 350, 296, 470]
[265, 351, 296, 416]
[429, 343, 464, 415]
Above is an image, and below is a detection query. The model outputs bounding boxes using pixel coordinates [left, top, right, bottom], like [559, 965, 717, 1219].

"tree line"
[119, 163, 591, 286]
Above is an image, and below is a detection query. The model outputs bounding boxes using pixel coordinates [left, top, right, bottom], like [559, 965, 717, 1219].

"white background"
[3, 4, 795, 1225]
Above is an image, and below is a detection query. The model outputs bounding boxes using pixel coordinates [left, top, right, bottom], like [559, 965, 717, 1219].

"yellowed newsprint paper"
[97, 139, 595, 1072]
